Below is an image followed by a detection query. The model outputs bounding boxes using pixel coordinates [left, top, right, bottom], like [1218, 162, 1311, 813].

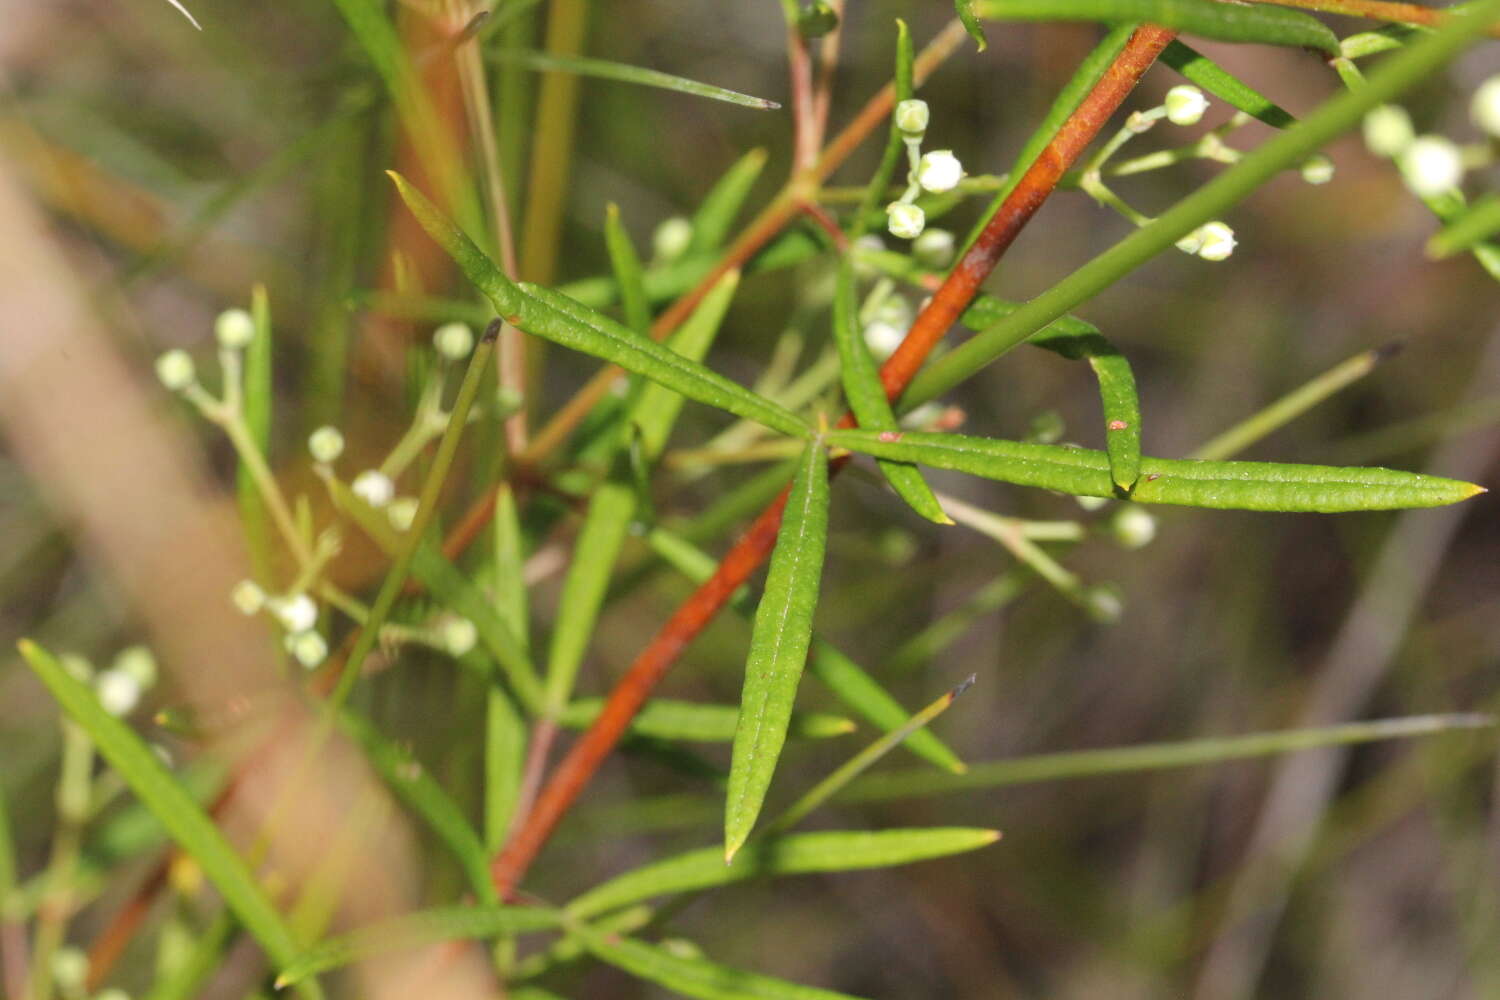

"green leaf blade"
[604, 202, 650, 333]
[583, 932, 864, 1000]
[690, 148, 769, 255]
[974, 0, 1338, 53]
[957, 0, 989, 49]
[1160, 39, 1297, 129]
[725, 440, 831, 861]
[488, 48, 780, 110]
[560, 698, 854, 743]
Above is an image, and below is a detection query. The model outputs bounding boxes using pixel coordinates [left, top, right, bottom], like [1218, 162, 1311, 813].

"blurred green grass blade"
[582, 931, 865, 1000]
[476, 0, 546, 42]
[725, 440, 831, 862]
[833, 259, 952, 523]
[1160, 40, 1297, 128]
[839, 714, 1495, 802]
[974, 0, 1337, 52]
[690, 148, 769, 255]
[957, 0, 989, 48]
[487, 484, 529, 849]
[568, 827, 998, 919]
[487, 48, 780, 109]
[493, 483, 532, 649]
[560, 698, 853, 743]
[391, 170, 809, 440]
[605, 203, 650, 333]
[334, 710, 496, 903]
[646, 528, 964, 772]
[143, 909, 234, 1000]
[276, 905, 561, 987]
[17, 640, 324, 1000]
[1027, 325, 1142, 490]
[236, 287, 274, 584]
[852, 19, 914, 241]
[962, 23, 1135, 250]
[1427, 192, 1500, 258]
[909, 0, 1500, 407]
[829, 429, 1485, 511]
[1341, 23, 1427, 59]
[884, 571, 1029, 674]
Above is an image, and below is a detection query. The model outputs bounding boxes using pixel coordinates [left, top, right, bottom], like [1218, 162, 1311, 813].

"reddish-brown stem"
[490, 24, 1177, 899]
[800, 200, 849, 251]
[787, 26, 821, 172]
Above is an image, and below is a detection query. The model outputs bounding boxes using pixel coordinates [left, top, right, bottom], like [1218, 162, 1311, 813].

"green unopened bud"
[286, 631, 328, 669]
[433, 322, 475, 360]
[797, 0, 838, 37]
[308, 426, 345, 464]
[214, 308, 255, 350]
[97, 669, 143, 717]
[441, 617, 478, 656]
[916, 150, 964, 193]
[652, 216, 693, 261]
[231, 579, 266, 615]
[912, 228, 956, 269]
[352, 470, 395, 508]
[1163, 85, 1209, 126]
[1300, 154, 1335, 185]
[1195, 221, 1237, 262]
[113, 645, 158, 689]
[1110, 506, 1157, 549]
[1362, 104, 1414, 158]
[51, 947, 89, 994]
[894, 99, 929, 135]
[886, 201, 925, 240]
[1084, 584, 1124, 623]
[1400, 135, 1463, 198]
[1471, 75, 1500, 138]
[155, 350, 196, 391]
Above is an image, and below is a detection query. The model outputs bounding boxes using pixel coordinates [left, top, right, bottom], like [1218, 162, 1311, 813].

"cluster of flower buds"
[1362, 75, 1500, 200]
[885, 99, 966, 240]
[231, 582, 327, 668]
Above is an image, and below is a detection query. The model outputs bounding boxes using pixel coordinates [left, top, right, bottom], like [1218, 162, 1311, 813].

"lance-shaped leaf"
[487, 49, 779, 110]
[1160, 40, 1296, 129]
[275, 905, 561, 987]
[690, 147, 769, 255]
[583, 931, 862, 1000]
[725, 440, 831, 861]
[560, 698, 854, 743]
[17, 642, 324, 1000]
[388, 172, 810, 440]
[832, 259, 951, 522]
[568, 828, 998, 918]
[827, 429, 1484, 512]
[956, 0, 988, 49]
[604, 202, 650, 333]
[974, 0, 1338, 54]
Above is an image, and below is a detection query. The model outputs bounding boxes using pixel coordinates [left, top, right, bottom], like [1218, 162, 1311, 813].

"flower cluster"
[1362, 74, 1500, 200]
[885, 99, 967, 241]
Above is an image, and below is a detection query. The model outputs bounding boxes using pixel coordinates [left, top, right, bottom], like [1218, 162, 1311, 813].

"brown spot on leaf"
[878, 431, 903, 442]
[1108, 420, 1128, 431]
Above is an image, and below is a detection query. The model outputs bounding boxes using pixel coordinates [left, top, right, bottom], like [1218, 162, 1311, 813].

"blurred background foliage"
[2, 1, 1499, 997]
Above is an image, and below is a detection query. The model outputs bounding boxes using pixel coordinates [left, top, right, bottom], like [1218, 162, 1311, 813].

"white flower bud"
[214, 308, 255, 350]
[1110, 506, 1157, 549]
[886, 201, 926, 239]
[1164, 85, 1209, 126]
[912, 228, 956, 268]
[155, 349, 196, 391]
[96, 989, 132, 1000]
[1196, 221, 1237, 261]
[1084, 584, 1124, 624]
[60, 653, 94, 683]
[231, 579, 266, 615]
[51, 947, 89, 993]
[286, 631, 328, 669]
[352, 470, 395, 508]
[1075, 494, 1109, 512]
[1471, 75, 1500, 138]
[97, 669, 142, 717]
[916, 150, 964, 193]
[433, 322, 474, 360]
[652, 216, 693, 261]
[894, 98, 929, 135]
[306, 426, 342, 464]
[387, 496, 420, 532]
[1300, 154, 1335, 185]
[1400, 135, 1464, 198]
[874, 294, 913, 330]
[113, 645, 157, 689]
[1362, 104, 1414, 158]
[441, 617, 477, 656]
[863, 321, 905, 359]
[269, 593, 318, 634]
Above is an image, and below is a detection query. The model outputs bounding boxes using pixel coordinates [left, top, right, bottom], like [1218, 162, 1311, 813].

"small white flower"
[155, 350, 196, 391]
[433, 322, 475, 360]
[231, 579, 266, 615]
[863, 321, 905, 359]
[214, 308, 255, 350]
[97, 669, 143, 717]
[913, 228, 956, 268]
[441, 617, 478, 656]
[874, 294, 913, 330]
[1110, 506, 1157, 549]
[1362, 104, 1414, 158]
[1075, 494, 1109, 512]
[652, 216, 693, 261]
[113, 645, 157, 689]
[916, 150, 964, 194]
[894, 98, 930, 135]
[1400, 135, 1464, 198]
[51, 947, 89, 993]
[1084, 584, 1124, 624]
[308, 426, 345, 464]
[269, 593, 318, 634]
[352, 470, 395, 508]
[387, 496, 420, 532]
[286, 631, 328, 670]
[1196, 221, 1237, 261]
[1300, 154, 1335, 185]
[886, 201, 926, 240]
[1164, 85, 1209, 126]
[1471, 75, 1500, 138]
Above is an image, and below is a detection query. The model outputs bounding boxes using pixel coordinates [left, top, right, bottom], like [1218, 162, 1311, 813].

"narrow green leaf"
[1341, 23, 1427, 60]
[974, 0, 1338, 53]
[583, 932, 864, 1000]
[142, 909, 234, 1000]
[840, 714, 1494, 802]
[604, 203, 650, 333]
[725, 440, 831, 861]
[690, 148, 769, 255]
[827, 429, 1485, 512]
[1427, 191, 1500, 258]
[235, 288, 274, 584]
[1028, 326, 1142, 490]
[487, 48, 780, 109]
[833, 259, 951, 523]
[568, 827, 998, 918]
[956, 0, 989, 49]
[484, 683, 525, 851]
[559, 698, 854, 743]
[276, 905, 561, 987]
[1160, 40, 1297, 129]
[17, 641, 324, 1000]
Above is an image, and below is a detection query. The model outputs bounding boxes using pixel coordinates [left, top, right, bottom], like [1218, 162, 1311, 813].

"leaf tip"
[981, 829, 1003, 845]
